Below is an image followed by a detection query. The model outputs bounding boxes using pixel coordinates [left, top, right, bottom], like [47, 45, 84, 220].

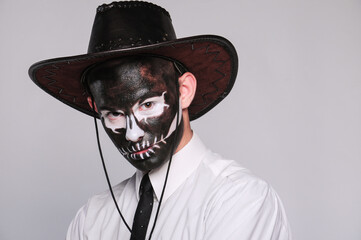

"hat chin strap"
[90, 80, 181, 240]
[91, 96, 131, 232]
[147, 80, 180, 240]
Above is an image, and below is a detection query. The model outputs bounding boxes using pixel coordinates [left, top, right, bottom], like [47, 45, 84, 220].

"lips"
[118, 134, 168, 160]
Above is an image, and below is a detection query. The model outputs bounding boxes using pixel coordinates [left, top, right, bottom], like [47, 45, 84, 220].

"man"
[29, 1, 291, 239]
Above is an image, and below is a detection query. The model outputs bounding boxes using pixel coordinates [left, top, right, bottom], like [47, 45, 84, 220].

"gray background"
[1, 0, 360, 239]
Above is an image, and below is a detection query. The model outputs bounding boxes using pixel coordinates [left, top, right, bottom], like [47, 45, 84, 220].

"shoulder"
[201, 150, 265, 189]
[201, 152, 292, 239]
[86, 175, 134, 209]
[66, 175, 136, 239]
[202, 152, 274, 209]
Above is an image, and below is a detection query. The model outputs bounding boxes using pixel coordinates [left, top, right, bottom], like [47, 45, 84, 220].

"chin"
[131, 156, 170, 172]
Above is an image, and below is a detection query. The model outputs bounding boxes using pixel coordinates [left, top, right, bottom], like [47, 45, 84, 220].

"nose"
[125, 114, 145, 142]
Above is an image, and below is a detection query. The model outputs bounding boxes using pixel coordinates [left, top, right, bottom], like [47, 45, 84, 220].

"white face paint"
[100, 91, 169, 137]
[125, 114, 145, 142]
[133, 91, 169, 123]
[165, 99, 182, 139]
[100, 110, 126, 133]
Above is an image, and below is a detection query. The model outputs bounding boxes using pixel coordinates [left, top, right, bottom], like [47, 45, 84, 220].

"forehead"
[86, 56, 176, 105]
[89, 56, 173, 83]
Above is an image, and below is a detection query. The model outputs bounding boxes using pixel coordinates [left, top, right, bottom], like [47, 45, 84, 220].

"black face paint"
[87, 56, 184, 171]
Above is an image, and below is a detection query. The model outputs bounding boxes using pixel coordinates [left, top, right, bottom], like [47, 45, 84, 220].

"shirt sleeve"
[66, 203, 88, 240]
[203, 175, 292, 240]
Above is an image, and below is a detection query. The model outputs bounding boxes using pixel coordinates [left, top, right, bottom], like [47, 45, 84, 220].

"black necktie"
[130, 174, 154, 240]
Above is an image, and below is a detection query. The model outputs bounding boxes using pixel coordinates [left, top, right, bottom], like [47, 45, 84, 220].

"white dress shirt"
[66, 133, 292, 240]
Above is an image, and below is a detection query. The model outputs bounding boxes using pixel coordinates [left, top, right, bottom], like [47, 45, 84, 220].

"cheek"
[139, 105, 176, 133]
[102, 124, 127, 148]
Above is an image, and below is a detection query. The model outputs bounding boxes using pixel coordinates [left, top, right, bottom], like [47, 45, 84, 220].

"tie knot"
[139, 173, 153, 196]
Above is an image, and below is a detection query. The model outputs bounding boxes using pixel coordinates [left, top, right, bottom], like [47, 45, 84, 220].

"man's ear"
[87, 97, 98, 113]
[178, 72, 197, 109]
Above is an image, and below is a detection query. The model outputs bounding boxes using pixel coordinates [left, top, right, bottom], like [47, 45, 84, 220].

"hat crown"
[29, 1, 238, 121]
[88, 1, 177, 53]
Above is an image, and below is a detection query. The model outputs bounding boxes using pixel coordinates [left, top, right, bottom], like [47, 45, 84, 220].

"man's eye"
[140, 102, 154, 111]
[107, 112, 123, 119]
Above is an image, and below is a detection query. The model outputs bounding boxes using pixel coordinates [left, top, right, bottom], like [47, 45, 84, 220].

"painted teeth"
[160, 135, 166, 144]
[121, 136, 169, 159]
[121, 142, 161, 158]
[121, 148, 125, 154]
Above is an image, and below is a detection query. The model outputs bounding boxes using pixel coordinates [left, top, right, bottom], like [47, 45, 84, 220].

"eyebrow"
[97, 91, 166, 112]
[139, 92, 166, 104]
[137, 91, 165, 104]
[98, 107, 125, 113]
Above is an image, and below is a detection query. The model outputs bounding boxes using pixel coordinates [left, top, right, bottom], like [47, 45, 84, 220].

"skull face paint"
[86, 56, 184, 171]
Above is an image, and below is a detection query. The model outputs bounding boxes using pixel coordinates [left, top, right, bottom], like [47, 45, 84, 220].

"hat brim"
[29, 35, 238, 121]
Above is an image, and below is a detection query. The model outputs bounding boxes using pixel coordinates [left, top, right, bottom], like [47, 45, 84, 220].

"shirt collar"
[135, 132, 207, 202]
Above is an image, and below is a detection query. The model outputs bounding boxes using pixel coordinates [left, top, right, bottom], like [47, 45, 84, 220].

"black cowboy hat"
[28, 1, 238, 121]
